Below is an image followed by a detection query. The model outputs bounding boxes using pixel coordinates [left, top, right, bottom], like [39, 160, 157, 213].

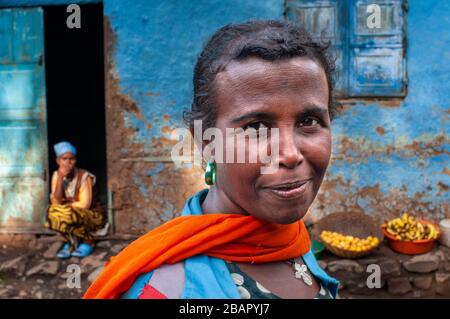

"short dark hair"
[183, 20, 341, 130]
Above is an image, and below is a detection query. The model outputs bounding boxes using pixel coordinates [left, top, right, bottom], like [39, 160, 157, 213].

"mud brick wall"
[319, 243, 450, 298]
[5, 0, 448, 235]
[102, 0, 449, 235]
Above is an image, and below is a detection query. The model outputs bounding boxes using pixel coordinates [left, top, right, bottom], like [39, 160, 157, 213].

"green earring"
[204, 160, 216, 185]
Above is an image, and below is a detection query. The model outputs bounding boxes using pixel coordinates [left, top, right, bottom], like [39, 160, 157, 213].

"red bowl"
[382, 221, 440, 255]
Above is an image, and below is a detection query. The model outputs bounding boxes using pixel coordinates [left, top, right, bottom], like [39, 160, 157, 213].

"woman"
[47, 141, 105, 259]
[84, 20, 341, 299]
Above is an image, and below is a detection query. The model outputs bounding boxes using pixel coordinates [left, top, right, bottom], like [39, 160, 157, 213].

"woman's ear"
[56, 157, 61, 166]
[190, 126, 214, 167]
[190, 126, 203, 150]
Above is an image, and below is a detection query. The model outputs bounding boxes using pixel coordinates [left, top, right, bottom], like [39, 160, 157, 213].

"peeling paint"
[1, 0, 436, 235]
[375, 127, 385, 136]
[145, 92, 161, 97]
[3, 0, 450, 237]
[113, 161, 204, 234]
[333, 135, 450, 163]
[101, 0, 449, 234]
[437, 182, 449, 194]
[102, 15, 207, 234]
[309, 175, 450, 225]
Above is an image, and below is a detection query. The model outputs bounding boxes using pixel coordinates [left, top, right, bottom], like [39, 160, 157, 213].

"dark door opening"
[43, 4, 107, 207]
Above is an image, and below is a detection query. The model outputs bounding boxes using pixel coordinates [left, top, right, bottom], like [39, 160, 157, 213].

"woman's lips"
[264, 179, 311, 199]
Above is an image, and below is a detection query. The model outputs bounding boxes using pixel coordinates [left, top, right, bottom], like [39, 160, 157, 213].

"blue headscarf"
[54, 141, 77, 157]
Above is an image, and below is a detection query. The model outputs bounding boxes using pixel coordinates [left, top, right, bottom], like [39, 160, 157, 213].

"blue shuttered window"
[286, 0, 407, 97]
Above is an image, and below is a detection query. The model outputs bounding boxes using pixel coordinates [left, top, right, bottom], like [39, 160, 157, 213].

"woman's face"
[56, 152, 77, 172]
[211, 56, 331, 224]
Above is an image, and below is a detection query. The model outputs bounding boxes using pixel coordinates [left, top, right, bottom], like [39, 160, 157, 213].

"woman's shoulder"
[301, 249, 340, 298]
[120, 271, 154, 299]
[77, 169, 96, 185]
[121, 262, 185, 299]
[77, 168, 94, 177]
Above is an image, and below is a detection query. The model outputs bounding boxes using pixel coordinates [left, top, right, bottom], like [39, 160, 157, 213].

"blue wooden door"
[0, 7, 48, 232]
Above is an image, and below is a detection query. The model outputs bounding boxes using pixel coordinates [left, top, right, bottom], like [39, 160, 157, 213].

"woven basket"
[313, 211, 383, 259]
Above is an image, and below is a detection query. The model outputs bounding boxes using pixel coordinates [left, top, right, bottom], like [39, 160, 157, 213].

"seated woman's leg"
[47, 204, 81, 253]
[70, 207, 105, 257]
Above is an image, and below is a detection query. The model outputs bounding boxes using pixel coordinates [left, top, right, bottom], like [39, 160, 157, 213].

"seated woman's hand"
[57, 165, 72, 178]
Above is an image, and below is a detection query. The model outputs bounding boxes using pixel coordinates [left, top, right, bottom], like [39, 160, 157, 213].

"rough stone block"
[412, 276, 433, 290]
[387, 277, 413, 295]
[402, 253, 440, 273]
[328, 260, 365, 273]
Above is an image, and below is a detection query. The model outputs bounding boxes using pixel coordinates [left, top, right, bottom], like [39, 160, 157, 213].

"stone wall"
[318, 241, 450, 298]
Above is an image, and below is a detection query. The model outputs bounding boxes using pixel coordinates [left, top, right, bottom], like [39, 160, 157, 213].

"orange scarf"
[83, 214, 310, 299]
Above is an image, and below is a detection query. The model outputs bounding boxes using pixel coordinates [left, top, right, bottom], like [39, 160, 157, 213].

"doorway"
[43, 4, 107, 206]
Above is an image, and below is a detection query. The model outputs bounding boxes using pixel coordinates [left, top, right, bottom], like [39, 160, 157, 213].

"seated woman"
[84, 20, 341, 299]
[47, 141, 105, 259]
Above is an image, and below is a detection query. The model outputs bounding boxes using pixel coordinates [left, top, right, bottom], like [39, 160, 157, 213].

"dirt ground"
[0, 233, 135, 299]
[2, 233, 449, 299]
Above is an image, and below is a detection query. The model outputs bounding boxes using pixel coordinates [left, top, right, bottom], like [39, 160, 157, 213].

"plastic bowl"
[382, 220, 440, 255]
[312, 240, 325, 259]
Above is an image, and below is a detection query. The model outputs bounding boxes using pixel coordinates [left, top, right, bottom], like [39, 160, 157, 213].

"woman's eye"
[299, 117, 320, 127]
[243, 122, 268, 132]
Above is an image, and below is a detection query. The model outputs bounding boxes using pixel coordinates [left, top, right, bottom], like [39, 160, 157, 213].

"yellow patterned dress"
[46, 168, 105, 252]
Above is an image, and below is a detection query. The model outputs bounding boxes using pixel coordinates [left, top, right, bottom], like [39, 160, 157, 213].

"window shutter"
[286, 0, 347, 96]
[348, 0, 406, 96]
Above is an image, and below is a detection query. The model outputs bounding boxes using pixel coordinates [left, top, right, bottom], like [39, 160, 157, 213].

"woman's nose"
[277, 130, 304, 169]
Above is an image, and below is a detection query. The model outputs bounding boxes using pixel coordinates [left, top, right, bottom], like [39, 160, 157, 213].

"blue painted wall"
[1, 0, 448, 233]
[104, 0, 284, 156]
[323, 0, 450, 222]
